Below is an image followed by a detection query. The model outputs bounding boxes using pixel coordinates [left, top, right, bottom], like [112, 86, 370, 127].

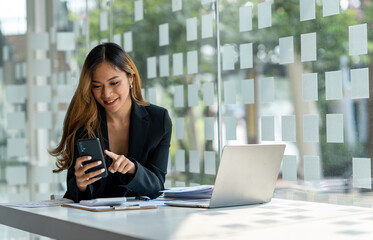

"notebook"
[165, 144, 286, 208]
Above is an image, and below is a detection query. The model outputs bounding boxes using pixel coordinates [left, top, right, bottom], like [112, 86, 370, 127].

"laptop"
[165, 144, 286, 208]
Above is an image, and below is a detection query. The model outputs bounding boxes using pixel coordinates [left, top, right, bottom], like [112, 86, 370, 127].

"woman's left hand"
[105, 150, 136, 175]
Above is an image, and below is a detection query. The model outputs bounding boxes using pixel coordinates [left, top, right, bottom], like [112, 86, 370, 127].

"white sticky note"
[147, 56, 157, 79]
[323, 0, 339, 17]
[300, 0, 315, 21]
[31, 33, 49, 50]
[303, 115, 319, 142]
[325, 70, 342, 100]
[7, 138, 27, 158]
[159, 54, 169, 77]
[7, 112, 26, 130]
[204, 151, 216, 175]
[100, 12, 108, 31]
[301, 32, 317, 62]
[35, 112, 52, 129]
[175, 149, 185, 172]
[34, 85, 51, 102]
[189, 150, 200, 173]
[188, 84, 199, 107]
[187, 50, 198, 74]
[201, 13, 213, 39]
[159, 23, 169, 46]
[174, 85, 184, 107]
[239, 6, 252, 32]
[113, 34, 121, 47]
[203, 82, 214, 106]
[6, 85, 26, 103]
[261, 116, 275, 141]
[349, 24, 367, 56]
[123, 32, 133, 52]
[282, 155, 297, 181]
[260, 77, 274, 103]
[222, 45, 235, 71]
[6, 166, 27, 185]
[186, 17, 198, 41]
[56, 32, 75, 51]
[204, 117, 215, 140]
[224, 80, 236, 105]
[282, 115, 296, 142]
[3, 46, 9, 61]
[351, 68, 369, 99]
[353, 158, 372, 189]
[148, 87, 157, 104]
[279, 36, 294, 64]
[241, 79, 255, 104]
[175, 117, 184, 139]
[173, 53, 183, 76]
[302, 73, 318, 101]
[304, 156, 321, 182]
[134, 0, 144, 22]
[326, 114, 344, 143]
[240, 43, 253, 69]
[172, 0, 182, 12]
[258, 1, 272, 29]
[225, 116, 237, 140]
[33, 59, 51, 77]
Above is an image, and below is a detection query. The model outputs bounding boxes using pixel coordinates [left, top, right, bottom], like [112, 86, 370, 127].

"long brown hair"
[50, 43, 148, 172]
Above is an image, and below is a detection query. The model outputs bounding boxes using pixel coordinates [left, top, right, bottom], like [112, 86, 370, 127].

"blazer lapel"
[128, 102, 150, 163]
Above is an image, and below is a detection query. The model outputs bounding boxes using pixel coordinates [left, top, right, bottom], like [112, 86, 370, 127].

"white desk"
[1, 198, 373, 239]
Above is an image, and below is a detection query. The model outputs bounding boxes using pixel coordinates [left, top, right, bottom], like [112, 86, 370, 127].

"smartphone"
[76, 138, 108, 178]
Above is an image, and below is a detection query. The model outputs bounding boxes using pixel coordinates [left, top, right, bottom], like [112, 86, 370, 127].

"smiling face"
[91, 61, 133, 114]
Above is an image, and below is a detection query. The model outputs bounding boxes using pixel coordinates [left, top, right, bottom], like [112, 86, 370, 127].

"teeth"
[106, 99, 115, 103]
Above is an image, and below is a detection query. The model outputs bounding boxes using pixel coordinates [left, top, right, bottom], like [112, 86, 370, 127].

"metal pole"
[215, 0, 223, 159]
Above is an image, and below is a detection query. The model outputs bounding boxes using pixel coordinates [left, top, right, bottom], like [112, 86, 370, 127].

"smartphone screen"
[76, 138, 108, 178]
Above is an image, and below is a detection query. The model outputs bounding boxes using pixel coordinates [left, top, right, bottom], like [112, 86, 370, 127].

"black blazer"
[64, 102, 172, 202]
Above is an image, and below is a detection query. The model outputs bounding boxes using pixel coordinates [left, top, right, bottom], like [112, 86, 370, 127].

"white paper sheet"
[239, 6, 252, 32]
[159, 54, 169, 77]
[175, 149, 186, 172]
[258, 1, 272, 29]
[241, 79, 255, 104]
[282, 155, 297, 181]
[323, 0, 339, 17]
[56, 32, 75, 51]
[148, 87, 157, 104]
[6, 85, 27, 103]
[187, 50, 198, 74]
[222, 45, 235, 71]
[260, 77, 274, 103]
[123, 31, 133, 52]
[349, 24, 367, 56]
[31, 33, 49, 50]
[300, 0, 315, 21]
[224, 80, 236, 105]
[279, 36, 294, 64]
[7, 112, 26, 130]
[201, 13, 213, 39]
[282, 115, 296, 142]
[302, 73, 318, 101]
[174, 85, 184, 107]
[172, 0, 182, 12]
[147, 56, 157, 79]
[35, 112, 52, 129]
[326, 114, 344, 143]
[175, 117, 185, 139]
[304, 156, 321, 182]
[325, 70, 342, 100]
[303, 115, 319, 142]
[225, 116, 237, 140]
[204, 151, 216, 175]
[189, 150, 200, 173]
[100, 12, 108, 31]
[159, 23, 169, 46]
[203, 82, 214, 106]
[0, 198, 73, 208]
[204, 117, 215, 140]
[5, 166, 27, 185]
[173, 53, 183, 76]
[33, 59, 51, 77]
[188, 84, 198, 107]
[240, 43, 253, 69]
[261, 116, 275, 141]
[351, 68, 369, 99]
[7, 138, 27, 158]
[186, 17, 198, 41]
[134, 0, 144, 22]
[353, 158, 372, 189]
[301, 32, 317, 62]
[113, 34, 121, 47]
[34, 85, 51, 102]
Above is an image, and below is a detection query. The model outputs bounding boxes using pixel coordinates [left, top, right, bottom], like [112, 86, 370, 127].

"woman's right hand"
[74, 156, 105, 192]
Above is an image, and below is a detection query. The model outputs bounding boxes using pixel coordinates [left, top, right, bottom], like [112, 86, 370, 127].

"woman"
[50, 42, 172, 202]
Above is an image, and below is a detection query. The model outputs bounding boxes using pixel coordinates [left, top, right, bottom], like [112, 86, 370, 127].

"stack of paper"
[161, 185, 214, 199]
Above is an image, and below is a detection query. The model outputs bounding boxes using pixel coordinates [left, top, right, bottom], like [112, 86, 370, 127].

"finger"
[114, 155, 127, 172]
[74, 156, 92, 170]
[104, 150, 119, 160]
[116, 161, 128, 173]
[74, 161, 101, 178]
[86, 177, 102, 185]
[85, 168, 106, 180]
[121, 163, 134, 174]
